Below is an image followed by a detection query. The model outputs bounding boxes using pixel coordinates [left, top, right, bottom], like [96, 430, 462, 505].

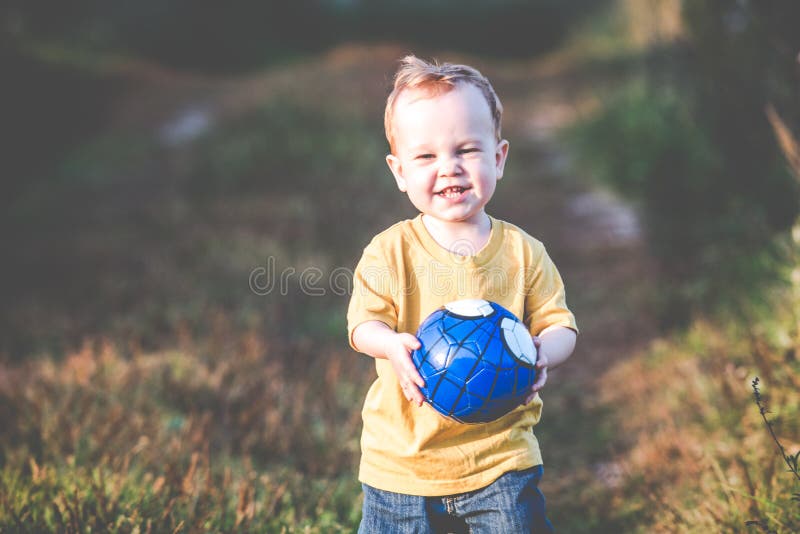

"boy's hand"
[523, 336, 548, 405]
[384, 332, 426, 406]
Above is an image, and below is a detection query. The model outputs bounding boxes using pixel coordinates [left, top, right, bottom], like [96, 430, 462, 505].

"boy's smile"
[436, 185, 470, 201]
[386, 83, 509, 228]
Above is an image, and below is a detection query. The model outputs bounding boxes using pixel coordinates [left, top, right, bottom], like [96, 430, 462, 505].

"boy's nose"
[438, 155, 464, 177]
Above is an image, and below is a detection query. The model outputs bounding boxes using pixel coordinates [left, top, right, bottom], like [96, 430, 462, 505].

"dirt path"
[485, 61, 659, 529]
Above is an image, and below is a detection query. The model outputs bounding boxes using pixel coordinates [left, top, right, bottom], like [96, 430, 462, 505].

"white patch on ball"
[445, 299, 494, 317]
[500, 317, 536, 365]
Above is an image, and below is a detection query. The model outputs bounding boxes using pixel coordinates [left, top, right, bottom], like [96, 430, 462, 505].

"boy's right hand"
[384, 333, 426, 406]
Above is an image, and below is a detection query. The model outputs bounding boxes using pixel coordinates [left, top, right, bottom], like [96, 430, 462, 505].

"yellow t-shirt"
[347, 214, 577, 496]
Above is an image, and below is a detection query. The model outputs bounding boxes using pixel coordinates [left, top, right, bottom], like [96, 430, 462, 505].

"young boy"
[347, 55, 578, 532]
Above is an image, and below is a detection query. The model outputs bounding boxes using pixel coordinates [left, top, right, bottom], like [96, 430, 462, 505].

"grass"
[3, 3, 799, 530]
[594, 319, 800, 533]
[1, 68, 395, 531]
[0, 333, 368, 532]
[1, 43, 642, 530]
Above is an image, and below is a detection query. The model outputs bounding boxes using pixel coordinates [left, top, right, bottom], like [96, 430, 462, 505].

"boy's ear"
[386, 154, 408, 192]
[495, 139, 510, 180]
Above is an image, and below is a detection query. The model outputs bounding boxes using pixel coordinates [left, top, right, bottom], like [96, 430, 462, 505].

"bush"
[567, 0, 800, 325]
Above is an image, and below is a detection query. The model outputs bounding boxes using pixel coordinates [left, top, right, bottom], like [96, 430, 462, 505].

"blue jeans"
[358, 465, 554, 533]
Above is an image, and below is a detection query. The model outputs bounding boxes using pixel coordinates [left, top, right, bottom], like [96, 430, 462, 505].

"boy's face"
[386, 83, 509, 226]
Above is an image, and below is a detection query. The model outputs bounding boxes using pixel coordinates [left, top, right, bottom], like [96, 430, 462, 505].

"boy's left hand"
[523, 336, 547, 404]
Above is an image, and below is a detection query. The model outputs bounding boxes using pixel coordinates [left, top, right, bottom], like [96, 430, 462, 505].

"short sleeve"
[346, 240, 399, 351]
[523, 247, 578, 336]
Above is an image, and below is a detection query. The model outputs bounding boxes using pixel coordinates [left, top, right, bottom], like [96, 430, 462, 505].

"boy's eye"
[415, 154, 435, 160]
[457, 148, 479, 155]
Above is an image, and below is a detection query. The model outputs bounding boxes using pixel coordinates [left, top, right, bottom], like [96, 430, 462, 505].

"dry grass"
[597, 321, 800, 533]
[0, 325, 371, 531]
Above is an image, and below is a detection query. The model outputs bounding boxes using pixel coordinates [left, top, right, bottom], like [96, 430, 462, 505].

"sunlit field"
[2, 2, 799, 532]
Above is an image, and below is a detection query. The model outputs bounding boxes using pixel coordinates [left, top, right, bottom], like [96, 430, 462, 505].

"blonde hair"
[384, 55, 503, 153]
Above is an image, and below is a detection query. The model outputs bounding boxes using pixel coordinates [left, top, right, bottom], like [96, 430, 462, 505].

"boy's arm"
[523, 325, 577, 403]
[351, 320, 426, 406]
[537, 324, 577, 370]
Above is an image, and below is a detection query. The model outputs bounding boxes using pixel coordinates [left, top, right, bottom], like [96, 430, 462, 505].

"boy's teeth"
[439, 186, 465, 197]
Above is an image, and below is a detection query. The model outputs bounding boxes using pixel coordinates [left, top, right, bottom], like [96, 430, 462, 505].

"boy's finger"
[400, 333, 421, 350]
[522, 387, 539, 405]
[413, 387, 425, 406]
[410, 370, 425, 388]
[400, 360, 425, 388]
[402, 382, 425, 406]
[531, 367, 548, 392]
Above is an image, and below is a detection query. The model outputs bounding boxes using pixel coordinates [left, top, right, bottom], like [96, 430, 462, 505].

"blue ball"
[411, 299, 538, 423]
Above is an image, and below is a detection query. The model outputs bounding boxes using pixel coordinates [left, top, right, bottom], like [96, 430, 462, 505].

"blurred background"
[1, 1, 798, 531]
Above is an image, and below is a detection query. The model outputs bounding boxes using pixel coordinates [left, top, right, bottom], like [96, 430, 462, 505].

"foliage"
[750, 378, 800, 491]
[0, 38, 120, 210]
[3, 1, 800, 531]
[566, 1, 800, 326]
[4, 0, 610, 74]
[189, 100, 386, 198]
[562, 4, 800, 529]
[597, 319, 800, 533]
[1, 93, 398, 357]
[0, 335, 367, 532]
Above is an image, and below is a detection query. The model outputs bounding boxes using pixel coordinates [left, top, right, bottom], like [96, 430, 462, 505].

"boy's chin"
[423, 210, 487, 224]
